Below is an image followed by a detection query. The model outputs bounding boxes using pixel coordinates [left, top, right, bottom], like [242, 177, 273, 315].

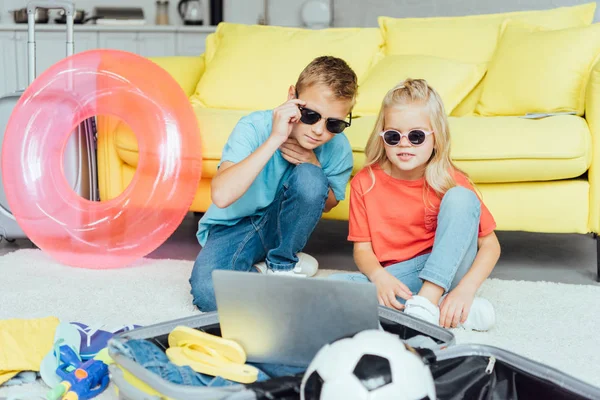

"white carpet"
[0, 249, 599, 399]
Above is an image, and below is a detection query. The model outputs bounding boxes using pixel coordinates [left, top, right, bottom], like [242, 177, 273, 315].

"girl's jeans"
[330, 186, 481, 299]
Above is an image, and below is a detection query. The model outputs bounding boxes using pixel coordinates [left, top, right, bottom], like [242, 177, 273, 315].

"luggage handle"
[27, 1, 75, 86]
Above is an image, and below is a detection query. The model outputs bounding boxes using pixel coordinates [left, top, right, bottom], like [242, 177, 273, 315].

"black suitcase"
[107, 309, 600, 400]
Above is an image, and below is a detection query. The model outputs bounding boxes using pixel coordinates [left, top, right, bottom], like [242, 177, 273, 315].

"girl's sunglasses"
[298, 106, 352, 134]
[380, 129, 433, 146]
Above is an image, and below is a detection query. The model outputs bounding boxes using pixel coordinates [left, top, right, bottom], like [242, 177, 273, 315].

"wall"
[219, 0, 600, 27]
[0, 0, 597, 27]
[331, 0, 600, 27]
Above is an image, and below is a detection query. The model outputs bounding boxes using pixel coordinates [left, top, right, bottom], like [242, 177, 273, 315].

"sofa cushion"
[378, 3, 596, 64]
[114, 108, 591, 184]
[191, 22, 384, 111]
[354, 54, 486, 116]
[345, 115, 591, 183]
[115, 106, 255, 179]
[148, 55, 205, 97]
[475, 21, 600, 117]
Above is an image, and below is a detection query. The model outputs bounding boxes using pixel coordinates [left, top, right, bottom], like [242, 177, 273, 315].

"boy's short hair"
[295, 56, 358, 105]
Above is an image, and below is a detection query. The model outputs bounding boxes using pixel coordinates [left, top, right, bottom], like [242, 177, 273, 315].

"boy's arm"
[323, 189, 338, 212]
[211, 99, 306, 208]
[211, 137, 284, 208]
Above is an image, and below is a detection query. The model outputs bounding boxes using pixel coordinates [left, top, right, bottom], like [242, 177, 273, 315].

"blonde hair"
[295, 56, 358, 106]
[363, 78, 471, 198]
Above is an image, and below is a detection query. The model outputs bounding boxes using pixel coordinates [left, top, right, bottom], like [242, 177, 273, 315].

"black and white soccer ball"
[300, 329, 436, 400]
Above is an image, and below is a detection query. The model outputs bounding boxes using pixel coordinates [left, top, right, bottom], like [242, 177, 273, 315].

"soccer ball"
[300, 329, 436, 400]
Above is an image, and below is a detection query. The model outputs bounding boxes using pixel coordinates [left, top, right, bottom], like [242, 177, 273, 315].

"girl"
[332, 78, 501, 331]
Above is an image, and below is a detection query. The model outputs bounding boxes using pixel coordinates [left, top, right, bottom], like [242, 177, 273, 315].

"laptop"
[213, 270, 380, 367]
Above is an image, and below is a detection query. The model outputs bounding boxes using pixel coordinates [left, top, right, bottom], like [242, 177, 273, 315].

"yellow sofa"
[97, 3, 600, 277]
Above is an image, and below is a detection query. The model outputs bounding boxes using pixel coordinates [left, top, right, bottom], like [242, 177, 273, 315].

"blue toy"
[46, 345, 110, 400]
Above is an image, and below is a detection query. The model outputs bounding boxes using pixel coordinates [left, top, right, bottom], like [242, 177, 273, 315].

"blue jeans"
[190, 163, 330, 312]
[112, 339, 305, 387]
[330, 186, 480, 300]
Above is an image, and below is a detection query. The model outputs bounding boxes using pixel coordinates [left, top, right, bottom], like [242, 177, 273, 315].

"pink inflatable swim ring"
[1, 49, 202, 269]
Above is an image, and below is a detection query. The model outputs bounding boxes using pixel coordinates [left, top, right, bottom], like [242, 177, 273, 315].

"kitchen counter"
[0, 23, 217, 32]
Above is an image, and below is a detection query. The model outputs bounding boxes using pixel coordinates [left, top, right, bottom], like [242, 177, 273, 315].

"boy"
[189, 56, 357, 312]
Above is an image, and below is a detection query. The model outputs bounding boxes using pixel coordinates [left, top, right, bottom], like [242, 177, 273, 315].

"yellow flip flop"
[166, 326, 259, 384]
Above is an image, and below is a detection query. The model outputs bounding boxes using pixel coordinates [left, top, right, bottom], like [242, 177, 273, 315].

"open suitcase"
[107, 308, 600, 400]
[0, 1, 98, 241]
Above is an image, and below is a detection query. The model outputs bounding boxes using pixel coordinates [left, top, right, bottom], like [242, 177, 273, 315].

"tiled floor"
[2, 212, 598, 285]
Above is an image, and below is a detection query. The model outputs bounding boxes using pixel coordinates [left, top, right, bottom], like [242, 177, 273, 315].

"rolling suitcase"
[106, 309, 453, 400]
[0, 0, 98, 241]
[107, 309, 600, 400]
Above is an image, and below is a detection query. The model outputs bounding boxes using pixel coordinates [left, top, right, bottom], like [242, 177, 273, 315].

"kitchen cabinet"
[137, 32, 177, 57]
[15, 31, 98, 90]
[97, 32, 138, 54]
[0, 25, 215, 95]
[0, 32, 17, 94]
[177, 31, 207, 56]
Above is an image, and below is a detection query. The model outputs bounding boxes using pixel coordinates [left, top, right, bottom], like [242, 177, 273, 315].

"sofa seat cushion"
[345, 115, 591, 183]
[114, 108, 591, 184]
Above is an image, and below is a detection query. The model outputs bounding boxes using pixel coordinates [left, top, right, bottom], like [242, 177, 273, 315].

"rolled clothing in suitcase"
[0, 1, 98, 241]
[107, 310, 600, 400]
[107, 308, 455, 400]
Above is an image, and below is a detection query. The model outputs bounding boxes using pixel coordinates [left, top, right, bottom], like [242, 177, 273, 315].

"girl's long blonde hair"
[363, 78, 471, 198]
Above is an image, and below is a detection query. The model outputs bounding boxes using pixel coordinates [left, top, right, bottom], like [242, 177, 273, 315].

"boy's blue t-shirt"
[196, 109, 354, 246]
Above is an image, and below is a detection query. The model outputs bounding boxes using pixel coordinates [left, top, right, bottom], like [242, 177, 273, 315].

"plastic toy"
[1, 49, 202, 269]
[46, 345, 109, 400]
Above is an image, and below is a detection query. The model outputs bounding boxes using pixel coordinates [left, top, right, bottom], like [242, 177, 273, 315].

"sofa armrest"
[147, 54, 206, 97]
[97, 116, 129, 201]
[96, 54, 206, 201]
[585, 58, 600, 233]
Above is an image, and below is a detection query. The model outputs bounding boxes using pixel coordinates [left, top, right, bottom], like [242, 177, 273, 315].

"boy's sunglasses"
[295, 89, 352, 134]
[298, 106, 352, 134]
[380, 129, 434, 146]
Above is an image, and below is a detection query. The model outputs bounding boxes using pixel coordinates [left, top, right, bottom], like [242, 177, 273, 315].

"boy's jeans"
[330, 186, 481, 299]
[190, 163, 330, 312]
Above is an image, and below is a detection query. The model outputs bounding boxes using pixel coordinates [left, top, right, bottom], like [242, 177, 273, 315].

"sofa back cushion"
[353, 54, 486, 116]
[379, 2, 596, 64]
[192, 22, 384, 111]
[380, 3, 596, 116]
[475, 21, 600, 116]
[148, 55, 206, 97]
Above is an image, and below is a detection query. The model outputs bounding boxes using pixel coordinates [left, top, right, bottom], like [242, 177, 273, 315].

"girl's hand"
[439, 284, 477, 328]
[369, 268, 413, 310]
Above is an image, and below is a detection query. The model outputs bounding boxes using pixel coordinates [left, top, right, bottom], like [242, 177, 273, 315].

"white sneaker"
[404, 295, 440, 326]
[460, 297, 496, 332]
[253, 252, 319, 277]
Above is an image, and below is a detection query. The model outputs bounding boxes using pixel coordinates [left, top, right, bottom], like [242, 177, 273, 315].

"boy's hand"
[280, 138, 321, 167]
[271, 99, 306, 144]
[439, 284, 477, 328]
[369, 268, 412, 310]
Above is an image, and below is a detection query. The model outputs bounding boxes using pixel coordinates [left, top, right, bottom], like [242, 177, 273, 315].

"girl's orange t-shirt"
[348, 165, 496, 266]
